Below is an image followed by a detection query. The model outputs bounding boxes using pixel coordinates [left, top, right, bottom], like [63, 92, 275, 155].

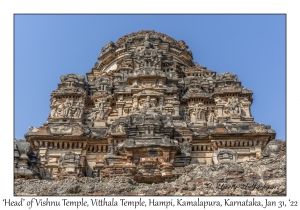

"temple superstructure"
[23, 30, 275, 182]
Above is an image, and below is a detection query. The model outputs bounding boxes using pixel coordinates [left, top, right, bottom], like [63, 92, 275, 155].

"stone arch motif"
[212, 149, 238, 164]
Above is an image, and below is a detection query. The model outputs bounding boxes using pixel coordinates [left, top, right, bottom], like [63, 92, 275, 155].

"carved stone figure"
[56, 102, 66, 117]
[74, 97, 84, 118]
[193, 103, 207, 121]
[150, 99, 156, 108]
[50, 107, 57, 117]
[144, 96, 151, 108]
[207, 112, 215, 126]
[65, 98, 73, 117]
[227, 97, 240, 115]
[98, 102, 105, 120]
[116, 124, 125, 133]
[85, 112, 95, 122]
[51, 98, 57, 106]
[165, 115, 173, 126]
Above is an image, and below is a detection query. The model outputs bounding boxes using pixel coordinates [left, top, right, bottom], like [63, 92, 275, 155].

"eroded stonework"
[212, 149, 238, 164]
[14, 139, 42, 179]
[24, 30, 276, 182]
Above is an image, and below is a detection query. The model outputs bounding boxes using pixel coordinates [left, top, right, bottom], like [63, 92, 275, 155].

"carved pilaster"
[241, 97, 254, 121]
[116, 102, 125, 117]
[107, 136, 115, 155]
[82, 142, 87, 150]
[216, 104, 224, 117]
[39, 148, 47, 165]
[33, 140, 40, 150]
[58, 141, 63, 150]
[249, 141, 253, 147]
[173, 101, 180, 116]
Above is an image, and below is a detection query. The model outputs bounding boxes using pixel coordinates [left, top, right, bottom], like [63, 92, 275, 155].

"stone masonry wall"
[14, 141, 286, 196]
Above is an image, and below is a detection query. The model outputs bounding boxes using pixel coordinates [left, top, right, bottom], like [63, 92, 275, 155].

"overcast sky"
[14, 14, 286, 139]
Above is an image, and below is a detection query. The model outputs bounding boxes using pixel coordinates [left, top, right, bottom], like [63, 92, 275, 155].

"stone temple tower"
[23, 30, 275, 182]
